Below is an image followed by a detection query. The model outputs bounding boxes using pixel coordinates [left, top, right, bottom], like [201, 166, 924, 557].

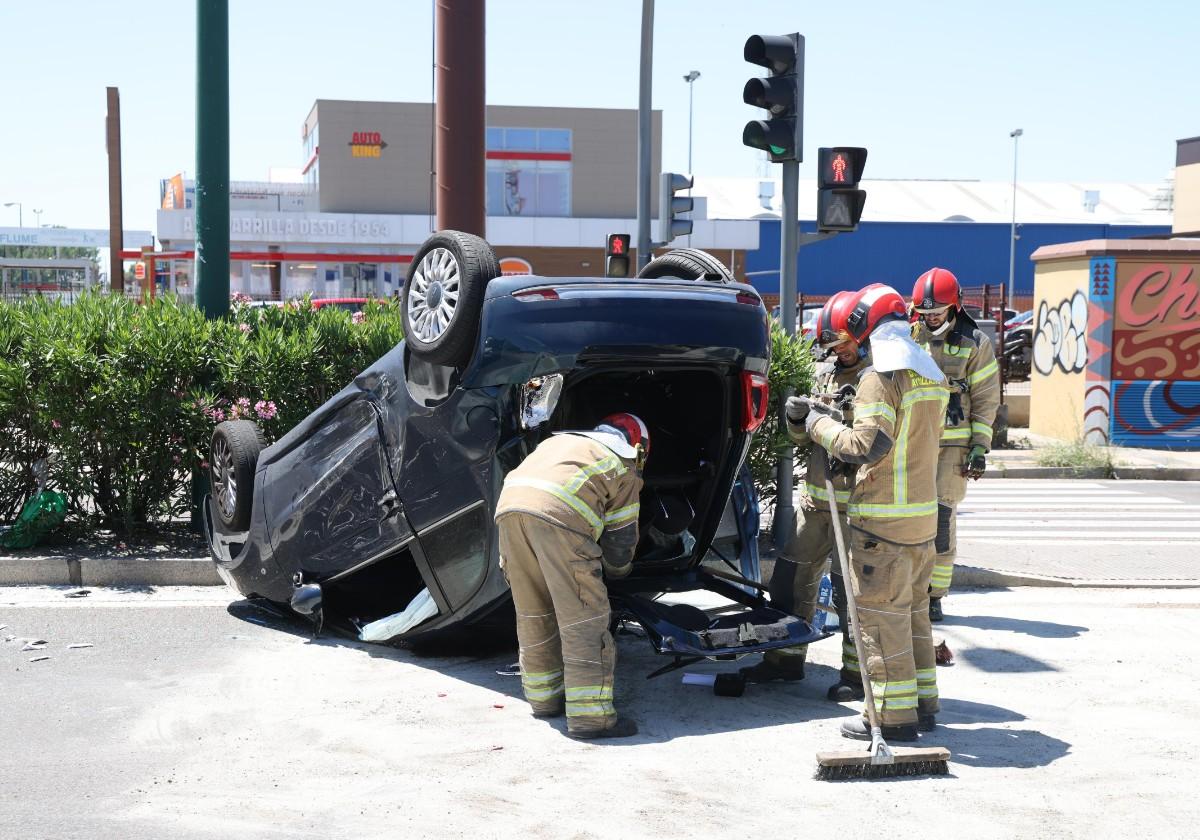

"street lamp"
[1008, 128, 1023, 303]
[3, 202, 21, 227]
[33, 209, 43, 228]
[683, 70, 700, 175]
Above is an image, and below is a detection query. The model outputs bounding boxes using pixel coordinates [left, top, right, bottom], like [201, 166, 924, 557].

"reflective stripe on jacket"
[913, 319, 1001, 451]
[786, 356, 867, 511]
[810, 368, 949, 545]
[496, 434, 643, 541]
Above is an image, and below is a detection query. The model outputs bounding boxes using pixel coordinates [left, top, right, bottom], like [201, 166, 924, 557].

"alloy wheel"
[407, 247, 461, 342]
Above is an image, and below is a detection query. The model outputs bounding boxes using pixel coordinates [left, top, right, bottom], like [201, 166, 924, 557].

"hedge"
[0, 293, 812, 534]
[0, 294, 404, 533]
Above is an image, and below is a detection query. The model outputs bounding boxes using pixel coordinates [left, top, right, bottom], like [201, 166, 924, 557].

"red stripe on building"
[485, 151, 572, 162]
[121, 250, 413, 263]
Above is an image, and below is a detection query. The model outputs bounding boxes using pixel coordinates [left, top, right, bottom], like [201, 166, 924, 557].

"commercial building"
[155, 101, 757, 300]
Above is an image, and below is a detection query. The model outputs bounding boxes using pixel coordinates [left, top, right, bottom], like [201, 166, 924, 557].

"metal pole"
[106, 87, 125, 294]
[195, 0, 230, 319]
[686, 76, 695, 174]
[636, 0, 654, 271]
[772, 159, 800, 548]
[1007, 128, 1023, 303]
[435, 0, 486, 236]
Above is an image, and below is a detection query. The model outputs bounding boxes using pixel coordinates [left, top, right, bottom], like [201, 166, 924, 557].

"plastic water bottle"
[816, 572, 838, 632]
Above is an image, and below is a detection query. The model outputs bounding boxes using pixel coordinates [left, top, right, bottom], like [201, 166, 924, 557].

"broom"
[814, 457, 949, 780]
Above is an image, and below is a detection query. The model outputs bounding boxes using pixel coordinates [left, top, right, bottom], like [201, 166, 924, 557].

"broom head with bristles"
[815, 746, 951, 781]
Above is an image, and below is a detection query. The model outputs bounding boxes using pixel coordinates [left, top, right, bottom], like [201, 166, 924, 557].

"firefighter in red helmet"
[911, 267, 1000, 621]
[789, 284, 949, 741]
[495, 413, 648, 739]
[741, 292, 867, 694]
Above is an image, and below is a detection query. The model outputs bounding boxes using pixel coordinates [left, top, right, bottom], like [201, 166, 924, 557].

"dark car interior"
[551, 365, 737, 572]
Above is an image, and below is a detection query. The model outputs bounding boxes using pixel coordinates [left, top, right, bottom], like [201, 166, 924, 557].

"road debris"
[67, 643, 94, 649]
[65, 589, 91, 598]
[22, 641, 48, 651]
[29, 655, 50, 662]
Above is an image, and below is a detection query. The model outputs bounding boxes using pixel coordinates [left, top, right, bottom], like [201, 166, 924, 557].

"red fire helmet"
[912, 267, 962, 313]
[842, 283, 909, 344]
[598, 413, 650, 457]
[815, 290, 859, 349]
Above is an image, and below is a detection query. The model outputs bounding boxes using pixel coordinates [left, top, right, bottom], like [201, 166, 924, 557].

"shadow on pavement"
[945, 614, 1089, 639]
[957, 646, 1060, 673]
[937, 697, 1027, 724]
[944, 726, 1071, 769]
[224, 597, 851, 744]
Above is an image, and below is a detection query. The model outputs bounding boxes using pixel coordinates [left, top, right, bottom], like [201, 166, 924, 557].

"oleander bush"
[747, 319, 816, 505]
[0, 293, 404, 533]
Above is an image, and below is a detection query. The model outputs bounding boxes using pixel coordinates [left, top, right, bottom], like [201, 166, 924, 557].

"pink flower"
[236, 397, 251, 408]
[230, 292, 253, 304]
[352, 311, 366, 324]
[238, 323, 251, 334]
[172, 455, 181, 464]
[172, 389, 184, 398]
[211, 408, 225, 422]
[200, 460, 210, 469]
[255, 400, 278, 420]
[51, 419, 62, 429]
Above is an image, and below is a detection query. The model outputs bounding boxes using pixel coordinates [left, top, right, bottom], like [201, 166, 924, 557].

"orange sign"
[500, 257, 533, 276]
[349, 131, 388, 158]
[134, 261, 146, 281]
[161, 173, 185, 209]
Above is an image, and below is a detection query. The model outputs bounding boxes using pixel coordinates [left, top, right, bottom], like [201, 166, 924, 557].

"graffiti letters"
[1033, 290, 1088, 375]
[1116, 263, 1200, 331]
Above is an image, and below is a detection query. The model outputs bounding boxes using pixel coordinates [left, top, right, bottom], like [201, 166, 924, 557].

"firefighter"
[495, 414, 648, 740]
[791, 284, 949, 741]
[911, 268, 1001, 621]
[740, 292, 867, 698]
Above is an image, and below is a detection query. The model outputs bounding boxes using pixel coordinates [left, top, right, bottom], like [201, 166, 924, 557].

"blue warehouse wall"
[744, 220, 1171, 297]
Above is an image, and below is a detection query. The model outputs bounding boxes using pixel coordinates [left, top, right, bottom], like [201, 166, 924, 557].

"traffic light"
[605, 233, 631, 278]
[742, 33, 804, 163]
[659, 172, 693, 243]
[816, 147, 868, 232]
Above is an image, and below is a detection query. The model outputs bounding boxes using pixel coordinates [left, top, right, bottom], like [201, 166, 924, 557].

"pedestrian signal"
[605, 233, 632, 278]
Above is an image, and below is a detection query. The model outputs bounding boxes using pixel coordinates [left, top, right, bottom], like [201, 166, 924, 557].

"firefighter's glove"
[946, 391, 966, 427]
[784, 396, 810, 424]
[804, 400, 843, 435]
[964, 444, 987, 479]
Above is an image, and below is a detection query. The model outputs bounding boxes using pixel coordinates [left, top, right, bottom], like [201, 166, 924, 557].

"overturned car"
[205, 231, 827, 669]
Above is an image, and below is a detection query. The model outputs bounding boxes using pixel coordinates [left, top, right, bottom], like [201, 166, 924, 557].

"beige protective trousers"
[932, 447, 970, 598]
[848, 529, 939, 726]
[497, 511, 617, 734]
[765, 508, 860, 675]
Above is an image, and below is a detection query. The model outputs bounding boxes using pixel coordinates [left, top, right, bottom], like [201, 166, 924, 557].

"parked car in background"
[205, 237, 824, 668]
[769, 303, 822, 341]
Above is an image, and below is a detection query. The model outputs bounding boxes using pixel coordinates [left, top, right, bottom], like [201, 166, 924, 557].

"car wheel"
[637, 248, 736, 283]
[210, 420, 266, 530]
[402, 230, 500, 368]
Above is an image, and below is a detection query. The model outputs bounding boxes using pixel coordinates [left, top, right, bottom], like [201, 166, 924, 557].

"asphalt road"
[956, 479, 1200, 582]
[3, 585, 1199, 838]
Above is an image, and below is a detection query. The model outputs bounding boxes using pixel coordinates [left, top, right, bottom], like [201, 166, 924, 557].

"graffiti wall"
[1029, 259, 1090, 442]
[1108, 260, 1200, 448]
[1030, 248, 1200, 450]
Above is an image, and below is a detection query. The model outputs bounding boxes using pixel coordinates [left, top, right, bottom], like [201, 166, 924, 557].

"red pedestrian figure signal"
[605, 234, 632, 278]
[831, 154, 847, 183]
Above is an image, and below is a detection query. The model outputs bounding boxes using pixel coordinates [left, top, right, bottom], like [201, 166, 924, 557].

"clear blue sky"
[1, 0, 1195, 236]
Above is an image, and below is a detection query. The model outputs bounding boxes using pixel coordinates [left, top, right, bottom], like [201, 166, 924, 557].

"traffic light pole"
[636, 0, 654, 271]
[772, 159, 799, 549]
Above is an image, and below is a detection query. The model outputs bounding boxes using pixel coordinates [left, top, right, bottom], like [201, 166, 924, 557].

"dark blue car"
[205, 231, 825, 666]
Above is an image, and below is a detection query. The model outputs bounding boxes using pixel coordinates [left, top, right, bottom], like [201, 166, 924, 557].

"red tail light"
[740, 371, 770, 432]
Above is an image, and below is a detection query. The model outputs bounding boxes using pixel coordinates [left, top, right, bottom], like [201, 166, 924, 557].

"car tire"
[637, 248, 736, 284]
[210, 420, 266, 531]
[402, 230, 500, 368]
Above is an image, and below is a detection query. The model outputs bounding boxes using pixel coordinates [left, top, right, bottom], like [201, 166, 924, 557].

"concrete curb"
[953, 564, 1200, 589]
[6, 554, 1198, 591]
[0, 555, 220, 588]
[989, 463, 1200, 480]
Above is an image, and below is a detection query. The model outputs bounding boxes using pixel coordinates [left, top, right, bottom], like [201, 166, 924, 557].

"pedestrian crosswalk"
[956, 480, 1200, 546]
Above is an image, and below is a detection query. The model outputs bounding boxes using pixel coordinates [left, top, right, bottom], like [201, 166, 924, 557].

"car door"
[260, 396, 413, 579]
